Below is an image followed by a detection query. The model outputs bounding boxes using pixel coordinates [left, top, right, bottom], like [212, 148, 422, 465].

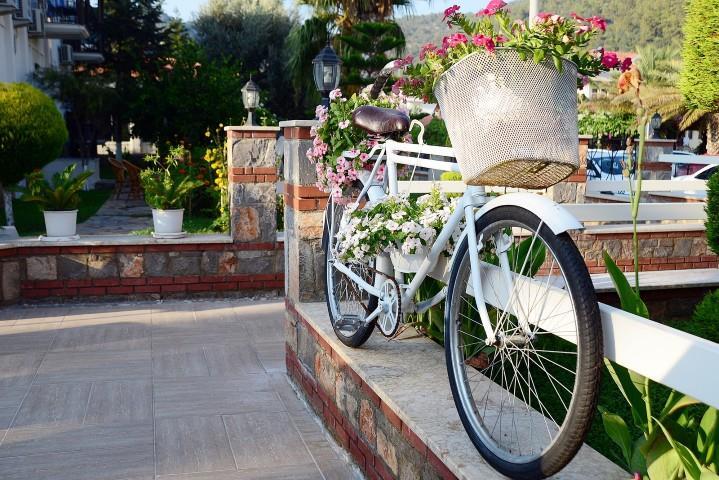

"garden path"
[77, 192, 152, 235]
[0, 299, 359, 480]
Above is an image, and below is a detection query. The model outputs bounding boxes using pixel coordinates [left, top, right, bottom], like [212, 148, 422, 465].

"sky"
[162, 0, 465, 22]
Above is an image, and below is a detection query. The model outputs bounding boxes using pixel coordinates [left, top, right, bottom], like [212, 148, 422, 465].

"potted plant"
[140, 147, 203, 238]
[19, 164, 93, 239]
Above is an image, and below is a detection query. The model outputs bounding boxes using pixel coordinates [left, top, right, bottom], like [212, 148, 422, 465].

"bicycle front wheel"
[445, 206, 602, 479]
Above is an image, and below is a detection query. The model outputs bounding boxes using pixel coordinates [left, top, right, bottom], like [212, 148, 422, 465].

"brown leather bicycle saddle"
[351, 105, 410, 136]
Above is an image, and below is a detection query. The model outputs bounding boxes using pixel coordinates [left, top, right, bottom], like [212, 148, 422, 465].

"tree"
[707, 170, 719, 254]
[680, 0, 719, 154]
[96, 0, 169, 160]
[194, 0, 298, 119]
[0, 83, 68, 225]
[339, 21, 405, 92]
[130, 23, 246, 148]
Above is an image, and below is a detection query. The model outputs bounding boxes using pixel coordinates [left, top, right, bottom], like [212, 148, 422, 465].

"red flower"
[570, 12, 585, 21]
[472, 34, 496, 53]
[393, 55, 414, 68]
[443, 4, 460, 21]
[601, 51, 619, 69]
[476, 0, 506, 16]
[620, 57, 633, 72]
[178, 168, 187, 175]
[391, 78, 406, 94]
[443, 33, 468, 49]
[587, 15, 606, 32]
[419, 43, 437, 60]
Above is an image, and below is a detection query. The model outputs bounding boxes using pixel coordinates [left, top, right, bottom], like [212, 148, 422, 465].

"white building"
[0, 0, 101, 84]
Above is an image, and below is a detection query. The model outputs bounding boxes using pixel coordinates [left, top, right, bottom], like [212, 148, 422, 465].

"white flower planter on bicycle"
[434, 50, 579, 189]
[390, 247, 449, 281]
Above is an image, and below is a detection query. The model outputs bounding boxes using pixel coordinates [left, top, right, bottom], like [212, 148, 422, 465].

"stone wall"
[285, 300, 454, 480]
[0, 239, 284, 303]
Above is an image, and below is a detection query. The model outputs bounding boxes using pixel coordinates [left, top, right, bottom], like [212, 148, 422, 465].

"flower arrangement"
[307, 88, 407, 199]
[335, 188, 465, 263]
[398, 1, 632, 101]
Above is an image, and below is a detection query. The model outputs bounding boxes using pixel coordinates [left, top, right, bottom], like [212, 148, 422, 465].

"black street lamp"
[650, 112, 662, 139]
[241, 77, 261, 126]
[312, 43, 341, 109]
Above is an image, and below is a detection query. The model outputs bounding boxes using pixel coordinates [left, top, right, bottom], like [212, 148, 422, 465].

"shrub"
[0, 83, 68, 185]
[694, 289, 719, 326]
[19, 164, 93, 211]
[140, 147, 204, 210]
[680, 0, 719, 112]
[707, 170, 719, 254]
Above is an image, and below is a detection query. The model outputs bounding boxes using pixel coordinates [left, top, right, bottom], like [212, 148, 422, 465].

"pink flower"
[476, 0, 506, 16]
[601, 51, 619, 69]
[419, 43, 437, 60]
[306, 148, 314, 161]
[495, 35, 507, 43]
[472, 34, 496, 53]
[329, 88, 342, 101]
[587, 15, 606, 32]
[394, 55, 414, 68]
[575, 24, 591, 34]
[443, 4, 460, 21]
[375, 164, 386, 181]
[315, 105, 329, 123]
[359, 153, 370, 162]
[392, 77, 406, 94]
[436, 48, 448, 57]
[620, 57, 633, 72]
[534, 12, 552, 22]
[570, 12, 585, 21]
[338, 120, 350, 129]
[443, 33, 468, 49]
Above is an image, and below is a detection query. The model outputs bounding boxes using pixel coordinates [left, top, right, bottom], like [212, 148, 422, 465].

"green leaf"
[532, 49, 545, 63]
[603, 251, 650, 318]
[656, 417, 703, 480]
[604, 359, 649, 429]
[661, 390, 701, 419]
[600, 407, 634, 468]
[646, 435, 683, 480]
[698, 408, 719, 470]
[631, 436, 649, 475]
[553, 54, 563, 72]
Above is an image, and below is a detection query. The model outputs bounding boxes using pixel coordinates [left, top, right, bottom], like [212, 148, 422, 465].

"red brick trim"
[228, 130, 279, 139]
[282, 126, 312, 140]
[565, 168, 587, 183]
[285, 298, 458, 480]
[284, 183, 329, 211]
[14, 241, 282, 257]
[641, 162, 672, 172]
[230, 167, 278, 183]
[20, 273, 284, 300]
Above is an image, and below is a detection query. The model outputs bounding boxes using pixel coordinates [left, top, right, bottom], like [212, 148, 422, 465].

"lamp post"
[650, 112, 662, 139]
[312, 43, 341, 109]
[81, 121, 96, 191]
[241, 77, 260, 126]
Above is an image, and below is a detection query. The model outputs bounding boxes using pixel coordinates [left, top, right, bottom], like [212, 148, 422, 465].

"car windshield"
[696, 165, 718, 180]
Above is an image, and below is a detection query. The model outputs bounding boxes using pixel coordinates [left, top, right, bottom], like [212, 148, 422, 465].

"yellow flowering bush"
[203, 125, 229, 231]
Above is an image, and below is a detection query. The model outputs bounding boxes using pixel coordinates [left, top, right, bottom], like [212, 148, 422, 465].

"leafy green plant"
[693, 290, 719, 325]
[140, 146, 204, 210]
[19, 164, 93, 211]
[707, 170, 719, 255]
[578, 110, 638, 138]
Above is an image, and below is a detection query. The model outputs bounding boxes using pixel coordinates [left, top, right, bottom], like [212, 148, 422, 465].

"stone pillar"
[550, 134, 591, 204]
[280, 120, 327, 304]
[642, 138, 676, 180]
[225, 126, 281, 243]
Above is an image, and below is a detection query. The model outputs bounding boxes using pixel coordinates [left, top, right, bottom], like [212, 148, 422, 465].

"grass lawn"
[0, 189, 112, 237]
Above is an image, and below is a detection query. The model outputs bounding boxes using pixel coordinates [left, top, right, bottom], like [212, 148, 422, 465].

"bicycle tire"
[445, 205, 602, 479]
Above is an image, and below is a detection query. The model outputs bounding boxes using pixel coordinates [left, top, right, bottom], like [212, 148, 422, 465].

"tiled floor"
[0, 300, 359, 480]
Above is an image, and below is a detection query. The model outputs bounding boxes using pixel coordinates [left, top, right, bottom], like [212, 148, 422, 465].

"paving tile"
[254, 341, 286, 373]
[50, 319, 150, 352]
[154, 376, 283, 418]
[291, 415, 357, 480]
[34, 350, 151, 384]
[63, 305, 152, 322]
[0, 442, 154, 480]
[84, 379, 152, 426]
[152, 345, 211, 378]
[223, 411, 315, 470]
[0, 352, 44, 388]
[155, 415, 236, 476]
[13, 383, 91, 429]
[12, 306, 68, 326]
[0, 423, 153, 458]
[268, 373, 308, 414]
[0, 387, 30, 430]
[0, 322, 59, 353]
[203, 344, 264, 376]
[155, 464, 324, 479]
[240, 316, 285, 344]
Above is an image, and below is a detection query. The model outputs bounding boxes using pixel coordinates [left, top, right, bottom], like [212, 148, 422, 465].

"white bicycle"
[322, 79, 602, 479]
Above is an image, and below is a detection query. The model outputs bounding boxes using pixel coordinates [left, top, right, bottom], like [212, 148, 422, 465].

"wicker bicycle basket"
[434, 50, 579, 189]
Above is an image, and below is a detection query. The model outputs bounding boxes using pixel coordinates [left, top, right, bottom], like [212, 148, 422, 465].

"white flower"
[329, 88, 342, 101]
[391, 211, 406, 221]
[386, 220, 400, 231]
[339, 120, 350, 129]
[419, 227, 435, 241]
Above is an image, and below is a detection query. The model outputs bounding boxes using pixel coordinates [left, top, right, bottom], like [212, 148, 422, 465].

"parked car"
[587, 149, 627, 182]
[672, 163, 718, 181]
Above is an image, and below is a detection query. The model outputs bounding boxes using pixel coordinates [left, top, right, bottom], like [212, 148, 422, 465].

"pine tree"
[339, 21, 405, 92]
[680, 0, 719, 154]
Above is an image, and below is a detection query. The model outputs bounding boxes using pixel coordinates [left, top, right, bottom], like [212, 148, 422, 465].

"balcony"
[45, 0, 88, 39]
[0, 0, 16, 16]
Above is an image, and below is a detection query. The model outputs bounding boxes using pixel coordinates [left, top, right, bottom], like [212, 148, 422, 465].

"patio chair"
[122, 160, 144, 200]
[107, 157, 127, 199]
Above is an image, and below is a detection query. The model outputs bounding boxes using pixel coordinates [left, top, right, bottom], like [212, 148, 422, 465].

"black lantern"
[241, 77, 261, 126]
[312, 43, 341, 108]
[650, 112, 662, 138]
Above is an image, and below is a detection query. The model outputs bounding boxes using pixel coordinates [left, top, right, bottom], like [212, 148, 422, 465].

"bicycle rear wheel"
[445, 206, 602, 479]
[323, 196, 377, 348]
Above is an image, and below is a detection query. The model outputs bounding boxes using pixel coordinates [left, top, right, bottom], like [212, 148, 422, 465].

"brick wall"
[285, 299, 455, 480]
[0, 241, 284, 303]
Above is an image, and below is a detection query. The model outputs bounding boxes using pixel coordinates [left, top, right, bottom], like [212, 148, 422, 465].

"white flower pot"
[152, 209, 184, 235]
[390, 247, 449, 281]
[43, 210, 78, 237]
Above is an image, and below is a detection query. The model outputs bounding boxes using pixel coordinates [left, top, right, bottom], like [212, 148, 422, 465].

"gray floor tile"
[254, 341, 286, 373]
[223, 411, 315, 470]
[291, 415, 358, 480]
[34, 350, 151, 383]
[241, 317, 285, 344]
[154, 376, 283, 418]
[268, 373, 309, 414]
[0, 388, 30, 429]
[51, 319, 150, 352]
[84, 379, 152, 426]
[63, 305, 152, 322]
[13, 383, 91, 429]
[156, 464, 324, 479]
[0, 323, 59, 353]
[0, 423, 153, 458]
[0, 443, 154, 480]
[0, 352, 44, 388]
[203, 344, 264, 376]
[153, 345, 211, 378]
[12, 306, 67, 326]
[155, 415, 236, 476]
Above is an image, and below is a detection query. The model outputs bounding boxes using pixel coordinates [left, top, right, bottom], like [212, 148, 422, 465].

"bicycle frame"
[329, 138, 501, 343]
